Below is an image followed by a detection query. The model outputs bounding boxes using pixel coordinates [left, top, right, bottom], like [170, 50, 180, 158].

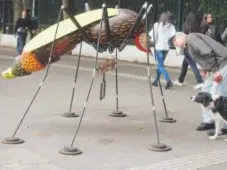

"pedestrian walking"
[14, 9, 33, 54]
[173, 12, 204, 89]
[149, 11, 176, 89]
[201, 12, 224, 44]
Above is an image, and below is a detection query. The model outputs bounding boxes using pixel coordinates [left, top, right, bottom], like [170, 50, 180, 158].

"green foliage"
[184, 0, 227, 31]
[9, 0, 227, 34]
[155, 0, 227, 32]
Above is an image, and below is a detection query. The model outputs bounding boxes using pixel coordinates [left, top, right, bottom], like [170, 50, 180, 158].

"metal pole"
[152, 0, 158, 22]
[2, 6, 63, 145]
[145, 1, 171, 152]
[177, 0, 185, 31]
[118, 0, 123, 7]
[2, 0, 6, 33]
[32, 0, 36, 17]
[59, 4, 107, 156]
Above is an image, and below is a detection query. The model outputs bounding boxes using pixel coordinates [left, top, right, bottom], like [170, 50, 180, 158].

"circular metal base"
[59, 146, 82, 155]
[61, 112, 79, 118]
[148, 143, 172, 152]
[109, 110, 127, 117]
[159, 117, 176, 123]
[1, 137, 24, 144]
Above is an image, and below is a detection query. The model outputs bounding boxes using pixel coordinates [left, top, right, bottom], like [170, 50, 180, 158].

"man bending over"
[169, 32, 227, 136]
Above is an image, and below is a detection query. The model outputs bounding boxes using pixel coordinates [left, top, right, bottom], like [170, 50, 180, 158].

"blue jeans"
[201, 65, 227, 129]
[16, 33, 27, 54]
[153, 50, 171, 83]
[178, 49, 203, 84]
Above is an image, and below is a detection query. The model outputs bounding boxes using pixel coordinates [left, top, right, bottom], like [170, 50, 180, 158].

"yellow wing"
[23, 8, 119, 52]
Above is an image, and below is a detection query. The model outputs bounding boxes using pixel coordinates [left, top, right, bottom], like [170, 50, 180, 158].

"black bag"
[17, 27, 27, 34]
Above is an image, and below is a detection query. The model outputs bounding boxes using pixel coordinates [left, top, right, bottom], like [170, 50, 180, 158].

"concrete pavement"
[0, 47, 227, 170]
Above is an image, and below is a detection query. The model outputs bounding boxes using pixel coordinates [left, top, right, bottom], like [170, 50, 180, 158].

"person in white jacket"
[149, 11, 176, 89]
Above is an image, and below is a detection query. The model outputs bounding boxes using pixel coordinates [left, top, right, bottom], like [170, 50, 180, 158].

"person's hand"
[214, 71, 223, 83]
[175, 47, 182, 56]
[201, 70, 209, 79]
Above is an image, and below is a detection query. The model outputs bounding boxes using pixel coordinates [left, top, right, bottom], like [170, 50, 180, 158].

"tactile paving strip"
[127, 149, 227, 170]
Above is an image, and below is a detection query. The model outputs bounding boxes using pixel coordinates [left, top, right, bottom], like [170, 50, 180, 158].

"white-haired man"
[169, 32, 227, 136]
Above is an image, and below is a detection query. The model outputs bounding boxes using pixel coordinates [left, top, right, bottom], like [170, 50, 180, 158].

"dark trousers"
[16, 33, 27, 54]
[178, 49, 203, 84]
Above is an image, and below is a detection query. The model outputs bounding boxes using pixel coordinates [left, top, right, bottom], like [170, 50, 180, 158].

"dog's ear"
[203, 94, 213, 107]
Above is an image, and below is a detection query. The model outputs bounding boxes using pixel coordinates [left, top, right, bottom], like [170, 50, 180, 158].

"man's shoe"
[207, 128, 227, 136]
[196, 122, 215, 131]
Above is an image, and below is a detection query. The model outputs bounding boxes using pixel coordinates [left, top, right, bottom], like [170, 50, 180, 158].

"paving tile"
[0, 148, 49, 165]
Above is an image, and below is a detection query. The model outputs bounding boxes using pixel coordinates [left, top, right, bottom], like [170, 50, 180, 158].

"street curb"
[0, 45, 197, 75]
[0, 34, 188, 68]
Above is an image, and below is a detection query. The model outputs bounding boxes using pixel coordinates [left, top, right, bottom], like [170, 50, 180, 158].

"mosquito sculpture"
[1, 1, 176, 155]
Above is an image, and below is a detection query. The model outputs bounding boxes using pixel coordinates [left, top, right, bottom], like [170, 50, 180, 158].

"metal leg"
[61, 2, 102, 118]
[61, 42, 83, 118]
[99, 5, 126, 117]
[98, 5, 111, 101]
[143, 3, 171, 152]
[157, 76, 177, 123]
[150, 6, 176, 124]
[118, 2, 148, 52]
[59, 4, 106, 156]
[2, 6, 63, 145]
[109, 49, 127, 117]
[103, 5, 114, 53]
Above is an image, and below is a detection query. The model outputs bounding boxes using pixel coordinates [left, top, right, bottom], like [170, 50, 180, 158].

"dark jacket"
[15, 17, 32, 35]
[186, 33, 227, 72]
[202, 23, 224, 45]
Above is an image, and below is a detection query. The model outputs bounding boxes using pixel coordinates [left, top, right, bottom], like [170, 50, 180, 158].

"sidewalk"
[0, 46, 215, 170]
[0, 148, 65, 170]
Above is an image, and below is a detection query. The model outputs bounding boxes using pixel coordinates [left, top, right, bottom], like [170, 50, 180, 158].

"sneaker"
[194, 83, 204, 89]
[173, 80, 183, 86]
